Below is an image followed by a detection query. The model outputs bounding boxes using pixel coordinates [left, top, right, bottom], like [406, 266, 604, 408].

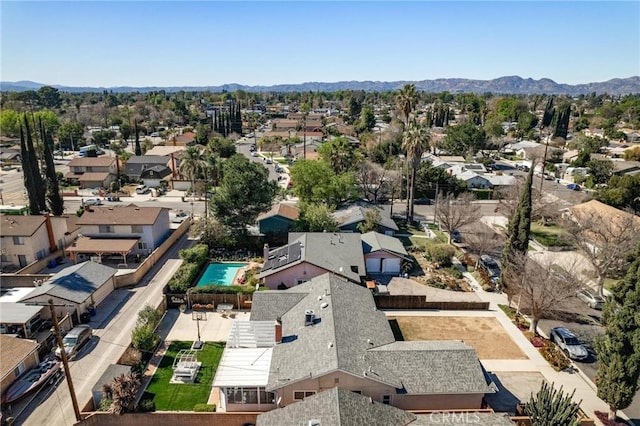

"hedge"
[168, 244, 210, 292]
[189, 284, 256, 295]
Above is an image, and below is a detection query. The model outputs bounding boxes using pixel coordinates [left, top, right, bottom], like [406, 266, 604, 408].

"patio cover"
[65, 237, 138, 264]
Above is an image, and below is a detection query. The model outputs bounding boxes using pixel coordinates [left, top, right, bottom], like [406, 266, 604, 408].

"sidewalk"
[460, 271, 620, 425]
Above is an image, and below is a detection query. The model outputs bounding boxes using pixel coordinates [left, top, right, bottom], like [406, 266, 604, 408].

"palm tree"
[395, 84, 419, 129]
[101, 373, 141, 415]
[179, 145, 209, 197]
[402, 120, 430, 223]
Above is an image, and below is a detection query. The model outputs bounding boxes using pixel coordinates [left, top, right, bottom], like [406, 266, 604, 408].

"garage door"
[366, 258, 381, 273]
[382, 258, 401, 274]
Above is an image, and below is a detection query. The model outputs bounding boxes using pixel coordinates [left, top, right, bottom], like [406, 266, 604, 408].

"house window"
[131, 225, 143, 233]
[13, 362, 26, 377]
[293, 391, 316, 401]
[138, 242, 148, 250]
[1, 254, 10, 263]
[36, 249, 47, 260]
[381, 394, 392, 405]
[12, 236, 24, 245]
[98, 225, 114, 233]
[352, 390, 362, 395]
[259, 390, 276, 404]
[225, 387, 272, 405]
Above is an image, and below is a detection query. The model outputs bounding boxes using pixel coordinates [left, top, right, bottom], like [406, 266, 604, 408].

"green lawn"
[604, 278, 620, 291]
[146, 341, 225, 411]
[530, 223, 571, 247]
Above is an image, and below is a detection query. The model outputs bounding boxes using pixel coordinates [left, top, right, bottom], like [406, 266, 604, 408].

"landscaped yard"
[389, 316, 528, 360]
[530, 223, 571, 248]
[146, 341, 225, 411]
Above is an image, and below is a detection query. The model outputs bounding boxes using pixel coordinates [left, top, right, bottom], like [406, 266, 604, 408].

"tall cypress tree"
[23, 115, 47, 213]
[19, 126, 40, 214]
[542, 97, 555, 128]
[40, 119, 64, 215]
[134, 120, 142, 156]
[553, 103, 571, 139]
[594, 242, 640, 420]
[501, 164, 535, 291]
[235, 102, 242, 134]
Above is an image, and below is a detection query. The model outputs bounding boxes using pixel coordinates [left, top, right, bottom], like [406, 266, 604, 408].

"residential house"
[485, 174, 517, 188]
[169, 131, 196, 146]
[567, 200, 640, 235]
[610, 160, 640, 176]
[124, 155, 173, 182]
[213, 273, 493, 413]
[0, 148, 21, 165]
[332, 204, 398, 235]
[256, 388, 515, 426]
[421, 154, 465, 168]
[66, 157, 117, 189]
[361, 231, 410, 275]
[71, 206, 170, 261]
[0, 335, 40, 396]
[0, 214, 75, 270]
[257, 233, 366, 288]
[257, 203, 300, 235]
[140, 165, 172, 188]
[20, 261, 117, 322]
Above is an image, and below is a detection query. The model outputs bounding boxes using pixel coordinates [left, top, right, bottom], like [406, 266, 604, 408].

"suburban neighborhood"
[1, 83, 639, 426]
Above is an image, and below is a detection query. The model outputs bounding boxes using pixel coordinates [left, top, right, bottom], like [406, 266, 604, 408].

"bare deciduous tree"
[495, 181, 559, 224]
[354, 160, 396, 204]
[563, 204, 640, 296]
[464, 223, 504, 263]
[436, 192, 482, 244]
[505, 252, 584, 333]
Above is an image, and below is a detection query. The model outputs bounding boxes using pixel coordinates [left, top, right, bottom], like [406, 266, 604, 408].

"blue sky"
[1, 1, 638, 87]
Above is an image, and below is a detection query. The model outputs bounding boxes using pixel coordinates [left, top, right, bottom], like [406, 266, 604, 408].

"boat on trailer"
[1, 358, 62, 404]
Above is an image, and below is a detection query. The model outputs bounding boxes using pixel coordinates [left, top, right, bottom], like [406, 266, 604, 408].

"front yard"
[389, 316, 528, 360]
[530, 223, 571, 248]
[145, 341, 225, 411]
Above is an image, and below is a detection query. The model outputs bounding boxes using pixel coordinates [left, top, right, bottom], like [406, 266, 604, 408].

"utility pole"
[46, 299, 82, 422]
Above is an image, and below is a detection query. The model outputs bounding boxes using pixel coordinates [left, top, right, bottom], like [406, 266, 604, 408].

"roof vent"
[328, 342, 333, 348]
[367, 339, 373, 345]
[304, 309, 315, 326]
[309, 420, 321, 426]
[320, 302, 328, 309]
[317, 295, 323, 301]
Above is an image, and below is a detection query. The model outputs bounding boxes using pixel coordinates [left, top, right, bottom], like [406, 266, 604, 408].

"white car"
[169, 210, 188, 223]
[83, 198, 102, 206]
[251, 151, 258, 157]
[135, 185, 150, 194]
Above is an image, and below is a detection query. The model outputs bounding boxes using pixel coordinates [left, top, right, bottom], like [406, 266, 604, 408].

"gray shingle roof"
[361, 231, 409, 257]
[250, 291, 307, 321]
[332, 205, 399, 232]
[258, 233, 365, 283]
[256, 388, 417, 426]
[0, 303, 44, 324]
[264, 274, 396, 392]
[367, 341, 492, 394]
[20, 261, 116, 304]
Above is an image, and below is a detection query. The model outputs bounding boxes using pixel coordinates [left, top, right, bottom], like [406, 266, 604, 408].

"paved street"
[15, 233, 195, 426]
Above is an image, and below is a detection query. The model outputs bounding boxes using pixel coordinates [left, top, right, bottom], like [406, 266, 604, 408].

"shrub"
[425, 244, 456, 267]
[425, 278, 446, 289]
[193, 403, 216, 412]
[137, 393, 156, 412]
[445, 266, 463, 279]
[168, 262, 202, 292]
[539, 341, 571, 371]
[137, 305, 161, 329]
[131, 325, 160, 352]
[179, 244, 209, 264]
[189, 284, 256, 295]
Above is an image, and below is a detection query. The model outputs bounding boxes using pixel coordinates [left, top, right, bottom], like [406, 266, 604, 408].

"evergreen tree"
[19, 126, 40, 215]
[226, 111, 231, 136]
[524, 382, 581, 426]
[542, 97, 555, 128]
[501, 164, 535, 292]
[134, 120, 142, 156]
[553, 103, 571, 139]
[594, 241, 640, 420]
[235, 102, 242, 134]
[40, 119, 64, 215]
[23, 115, 47, 213]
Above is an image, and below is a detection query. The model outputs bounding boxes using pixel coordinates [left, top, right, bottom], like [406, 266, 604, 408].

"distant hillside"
[1, 76, 639, 95]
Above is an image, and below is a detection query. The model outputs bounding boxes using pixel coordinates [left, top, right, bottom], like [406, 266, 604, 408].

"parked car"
[55, 325, 92, 359]
[135, 184, 150, 194]
[251, 151, 258, 157]
[550, 327, 589, 360]
[566, 183, 581, 191]
[169, 210, 189, 223]
[576, 287, 605, 310]
[82, 198, 102, 206]
[451, 230, 462, 243]
[477, 255, 501, 282]
[414, 198, 432, 205]
[105, 194, 120, 202]
[265, 158, 273, 164]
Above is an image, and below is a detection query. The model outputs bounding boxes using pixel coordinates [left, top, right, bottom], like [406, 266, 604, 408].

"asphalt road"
[15, 233, 194, 426]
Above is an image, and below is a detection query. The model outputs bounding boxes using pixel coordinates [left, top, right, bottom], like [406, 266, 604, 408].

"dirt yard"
[390, 316, 528, 360]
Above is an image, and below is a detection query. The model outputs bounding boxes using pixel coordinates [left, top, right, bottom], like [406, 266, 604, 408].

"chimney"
[274, 317, 282, 344]
[263, 243, 270, 260]
[43, 213, 57, 253]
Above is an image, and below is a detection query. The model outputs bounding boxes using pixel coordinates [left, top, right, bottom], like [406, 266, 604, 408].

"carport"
[65, 237, 138, 266]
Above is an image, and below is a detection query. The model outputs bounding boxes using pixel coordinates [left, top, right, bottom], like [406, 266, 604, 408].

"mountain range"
[1, 76, 639, 95]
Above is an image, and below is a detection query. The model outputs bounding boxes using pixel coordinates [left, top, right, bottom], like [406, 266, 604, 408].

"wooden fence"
[76, 412, 259, 426]
[374, 295, 489, 310]
[164, 289, 253, 311]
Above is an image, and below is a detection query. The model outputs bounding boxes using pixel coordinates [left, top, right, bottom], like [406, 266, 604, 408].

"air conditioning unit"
[304, 309, 315, 326]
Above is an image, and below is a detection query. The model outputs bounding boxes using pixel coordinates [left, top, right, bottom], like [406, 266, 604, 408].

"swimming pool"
[196, 263, 247, 287]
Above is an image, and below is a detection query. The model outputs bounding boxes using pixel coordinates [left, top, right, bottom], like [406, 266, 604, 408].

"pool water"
[196, 263, 247, 287]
